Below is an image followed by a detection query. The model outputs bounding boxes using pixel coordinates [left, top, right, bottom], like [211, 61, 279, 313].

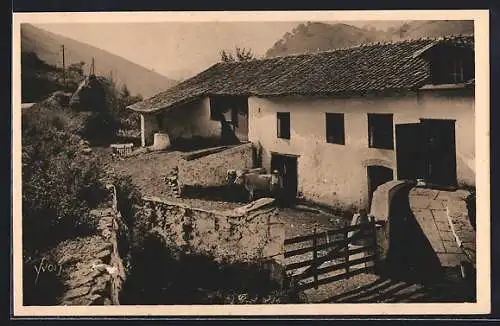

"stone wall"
[446, 190, 476, 268]
[59, 185, 128, 305]
[369, 180, 416, 261]
[177, 142, 256, 190]
[135, 197, 285, 267]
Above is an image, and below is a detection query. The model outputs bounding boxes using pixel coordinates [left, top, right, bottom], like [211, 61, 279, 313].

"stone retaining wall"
[445, 190, 476, 268]
[369, 180, 416, 261]
[59, 185, 128, 305]
[177, 142, 256, 191]
[135, 197, 285, 268]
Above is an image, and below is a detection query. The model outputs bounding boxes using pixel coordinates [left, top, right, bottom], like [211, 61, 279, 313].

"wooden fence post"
[371, 217, 379, 272]
[344, 228, 350, 278]
[312, 226, 318, 289]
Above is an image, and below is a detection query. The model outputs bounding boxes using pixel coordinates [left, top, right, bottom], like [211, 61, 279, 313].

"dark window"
[209, 97, 222, 121]
[428, 46, 474, 84]
[277, 112, 290, 139]
[325, 113, 345, 145]
[451, 59, 465, 83]
[368, 114, 394, 150]
[210, 96, 248, 125]
[155, 114, 163, 130]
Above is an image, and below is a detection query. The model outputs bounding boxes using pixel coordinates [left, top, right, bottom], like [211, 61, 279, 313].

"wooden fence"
[110, 143, 134, 157]
[284, 220, 379, 290]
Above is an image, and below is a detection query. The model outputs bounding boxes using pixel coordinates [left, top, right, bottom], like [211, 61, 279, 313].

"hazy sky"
[36, 21, 406, 80]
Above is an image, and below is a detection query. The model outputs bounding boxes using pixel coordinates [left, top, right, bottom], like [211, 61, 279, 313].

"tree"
[220, 49, 235, 62]
[235, 47, 254, 61]
[219, 47, 255, 62]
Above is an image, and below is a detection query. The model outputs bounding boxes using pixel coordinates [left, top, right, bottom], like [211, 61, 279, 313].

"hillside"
[265, 22, 386, 58]
[397, 20, 474, 39]
[21, 24, 177, 98]
[265, 20, 474, 58]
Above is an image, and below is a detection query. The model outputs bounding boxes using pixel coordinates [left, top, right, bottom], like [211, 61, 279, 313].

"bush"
[22, 105, 107, 252]
[111, 174, 141, 226]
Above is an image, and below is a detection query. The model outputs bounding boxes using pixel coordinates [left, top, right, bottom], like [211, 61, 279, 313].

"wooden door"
[271, 154, 298, 206]
[421, 119, 457, 187]
[395, 123, 424, 181]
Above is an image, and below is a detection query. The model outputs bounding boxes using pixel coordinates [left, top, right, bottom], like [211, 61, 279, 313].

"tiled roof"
[128, 36, 474, 113]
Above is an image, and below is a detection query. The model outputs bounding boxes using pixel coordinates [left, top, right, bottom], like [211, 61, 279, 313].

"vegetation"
[219, 47, 255, 62]
[21, 51, 85, 103]
[265, 21, 474, 58]
[21, 24, 177, 98]
[122, 230, 302, 304]
[22, 103, 106, 253]
[21, 52, 143, 254]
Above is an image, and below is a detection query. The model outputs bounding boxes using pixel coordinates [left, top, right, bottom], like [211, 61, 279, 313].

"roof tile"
[129, 36, 473, 113]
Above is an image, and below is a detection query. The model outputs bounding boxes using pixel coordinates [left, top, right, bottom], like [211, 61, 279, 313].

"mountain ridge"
[265, 20, 474, 58]
[21, 24, 178, 98]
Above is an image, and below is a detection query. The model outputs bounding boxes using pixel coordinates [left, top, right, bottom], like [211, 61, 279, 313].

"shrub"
[111, 174, 141, 227]
[22, 105, 107, 252]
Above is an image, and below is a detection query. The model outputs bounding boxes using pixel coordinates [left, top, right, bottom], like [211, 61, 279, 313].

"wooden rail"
[284, 221, 379, 289]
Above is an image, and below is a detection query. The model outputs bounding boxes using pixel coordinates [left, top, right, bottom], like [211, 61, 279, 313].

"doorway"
[420, 119, 457, 187]
[367, 165, 394, 209]
[395, 123, 424, 180]
[271, 153, 298, 207]
[395, 119, 457, 188]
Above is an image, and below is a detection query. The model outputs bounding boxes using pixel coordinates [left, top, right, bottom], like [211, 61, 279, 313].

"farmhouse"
[128, 36, 475, 211]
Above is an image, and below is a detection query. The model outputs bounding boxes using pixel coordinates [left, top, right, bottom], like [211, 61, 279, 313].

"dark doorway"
[271, 153, 298, 207]
[420, 119, 457, 187]
[395, 119, 457, 188]
[396, 123, 424, 180]
[367, 165, 394, 208]
[209, 96, 249, 143]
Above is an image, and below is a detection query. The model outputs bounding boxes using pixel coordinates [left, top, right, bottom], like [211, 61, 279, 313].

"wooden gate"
[284, 220, 379, 290]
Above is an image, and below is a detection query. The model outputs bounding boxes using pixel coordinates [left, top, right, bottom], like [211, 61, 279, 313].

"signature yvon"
[33, 257, 63, 284]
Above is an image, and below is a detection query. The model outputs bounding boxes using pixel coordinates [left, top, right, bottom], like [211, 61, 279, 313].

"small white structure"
[152, 133, 171, 151]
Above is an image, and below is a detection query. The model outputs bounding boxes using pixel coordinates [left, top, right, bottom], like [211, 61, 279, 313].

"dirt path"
[302, 270, 475, 303]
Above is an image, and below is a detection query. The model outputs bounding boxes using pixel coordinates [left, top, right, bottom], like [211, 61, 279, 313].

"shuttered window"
[368, 113, 394, 150]
[277, 112, 290, 139]
[325, 113, 345, 145]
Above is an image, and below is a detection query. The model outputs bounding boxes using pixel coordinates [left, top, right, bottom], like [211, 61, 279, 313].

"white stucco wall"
[140, 113, 158, 147]
[248, 89, 475, 211]
[141, 97, 221, 146]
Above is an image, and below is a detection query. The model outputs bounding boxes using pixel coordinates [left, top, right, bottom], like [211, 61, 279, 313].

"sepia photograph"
[11, 10, 490, 316]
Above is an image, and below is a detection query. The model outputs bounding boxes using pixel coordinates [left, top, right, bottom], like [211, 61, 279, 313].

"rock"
[105, 266, 118, 275]
[96, 249, 112, 262]
[94, 242, 113, 253]
[82, 147, 93, 154]
[65, 275, 95, 288]
[102, 298, 113, 305]
[87, 294, 104, 305]
[68, 296, 93, 306]
[90, 275, 110, 295]
[102, 229, 112, 239]
[92, 262, 111, 272]
[63, 286, 91, 300]
[58, 255, 79, 265]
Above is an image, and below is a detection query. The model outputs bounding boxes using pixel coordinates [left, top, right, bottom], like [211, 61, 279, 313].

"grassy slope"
[21, 24, 178, 98]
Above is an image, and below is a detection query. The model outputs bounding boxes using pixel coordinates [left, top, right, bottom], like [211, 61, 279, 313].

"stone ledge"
[60, 184, 128, 306]
[436, 189, 476, 268]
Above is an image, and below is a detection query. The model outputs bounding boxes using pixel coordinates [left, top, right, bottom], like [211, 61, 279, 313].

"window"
[429, 48, 474, 85]
[210, 96, 248, 125]
[451, 59, 465, 83]
[277, 112, 290, 139]
[368, 114, 394, 150]
[155, 114, 163, 130]
[325, 113, 345, 145]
